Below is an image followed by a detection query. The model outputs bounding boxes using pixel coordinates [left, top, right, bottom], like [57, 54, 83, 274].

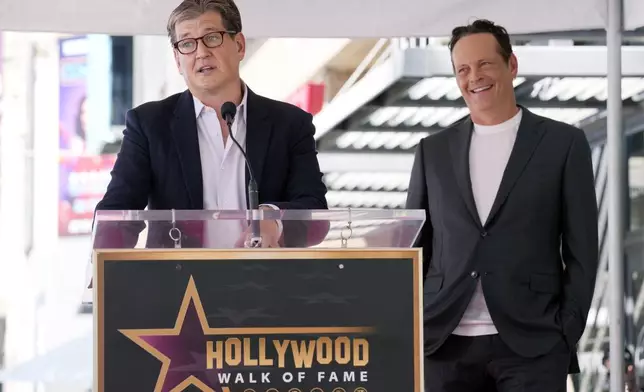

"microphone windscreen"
[221, 101, 237, 121]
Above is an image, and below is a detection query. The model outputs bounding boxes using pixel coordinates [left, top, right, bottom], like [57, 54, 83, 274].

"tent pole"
[606, 0, 626, 390]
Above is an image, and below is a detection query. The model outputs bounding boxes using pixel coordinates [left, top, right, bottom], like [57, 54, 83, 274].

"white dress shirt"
[194, 85, 280, 248]
[195, 87, 249, 248]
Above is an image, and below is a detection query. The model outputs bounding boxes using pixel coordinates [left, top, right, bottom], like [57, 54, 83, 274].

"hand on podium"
[235, 219, 281, 248]
[235, 205, 283, 248]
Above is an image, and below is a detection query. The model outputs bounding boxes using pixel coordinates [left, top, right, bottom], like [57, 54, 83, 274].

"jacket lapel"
[170, 90, 204, 209]
[244, 88, 272, 205]
[484, 107, 545, 227]
[449, 117, 482, 228]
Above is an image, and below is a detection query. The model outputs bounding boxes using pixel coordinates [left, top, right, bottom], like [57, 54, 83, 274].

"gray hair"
[166, 0, 242, 43]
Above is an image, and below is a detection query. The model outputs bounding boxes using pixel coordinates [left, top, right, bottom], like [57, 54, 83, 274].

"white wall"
[240, 38, 350, 101]
[0, 31, 38, 392]
[132, 35, 186, 107]
[0, 31, 90, 392]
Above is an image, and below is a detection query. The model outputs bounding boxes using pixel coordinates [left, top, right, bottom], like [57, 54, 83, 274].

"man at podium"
[94, 0, 328, 249]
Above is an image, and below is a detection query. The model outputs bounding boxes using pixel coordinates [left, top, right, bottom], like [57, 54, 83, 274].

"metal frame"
[400, 45, 644, 78]
[313, 44, 644, 143]
[607, 1, 627, 389]
[318, 151, 414, 173]
[313, 48, 406, 140]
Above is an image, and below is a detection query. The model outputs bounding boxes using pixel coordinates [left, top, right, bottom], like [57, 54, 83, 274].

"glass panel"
[92, 208, 426, 250]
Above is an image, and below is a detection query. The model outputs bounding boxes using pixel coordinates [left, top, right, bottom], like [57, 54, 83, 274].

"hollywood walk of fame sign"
[93, 249, 422, 392]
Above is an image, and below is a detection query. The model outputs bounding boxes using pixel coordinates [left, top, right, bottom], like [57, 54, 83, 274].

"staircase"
[577, 143, 644, 391]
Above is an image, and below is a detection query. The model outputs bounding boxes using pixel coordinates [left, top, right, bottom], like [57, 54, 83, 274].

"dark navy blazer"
[94, 88, 329, 248]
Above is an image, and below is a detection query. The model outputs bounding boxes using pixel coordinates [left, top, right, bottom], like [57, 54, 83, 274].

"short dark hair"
[167, 0, 242, 43]
[448, 19, 513, 63]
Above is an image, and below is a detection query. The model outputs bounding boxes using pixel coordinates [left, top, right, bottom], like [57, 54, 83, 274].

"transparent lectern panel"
[91, 209, 426, 249]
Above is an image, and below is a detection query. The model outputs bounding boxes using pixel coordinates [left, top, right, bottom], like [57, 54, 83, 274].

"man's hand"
[235, 206, 283, 248]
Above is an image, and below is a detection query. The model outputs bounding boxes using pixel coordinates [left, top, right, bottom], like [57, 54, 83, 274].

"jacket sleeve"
[559, 127, 599, 347]
[405, 141, 433, 281]
[93, 109, 151, 249]
[266, 112, 329, 247]
[96, 109, 151, 211]
[268, 111, 328, 211]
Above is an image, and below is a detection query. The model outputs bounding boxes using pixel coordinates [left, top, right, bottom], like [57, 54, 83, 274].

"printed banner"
[58, 35, 115, 236]
[59, 36, 88, 154]
[94, 249, 423, 392]
[59, 154, 116, 236]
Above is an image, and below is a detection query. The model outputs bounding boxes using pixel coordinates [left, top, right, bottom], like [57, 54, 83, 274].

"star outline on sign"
[118, 275, 374, 392]
[118, 276, 224, 392]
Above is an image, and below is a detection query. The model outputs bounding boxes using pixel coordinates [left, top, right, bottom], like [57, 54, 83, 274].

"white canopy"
[0, 0, 642, 37]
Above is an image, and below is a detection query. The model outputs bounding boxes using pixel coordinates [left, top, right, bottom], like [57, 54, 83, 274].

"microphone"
[221, 101, 261, 247]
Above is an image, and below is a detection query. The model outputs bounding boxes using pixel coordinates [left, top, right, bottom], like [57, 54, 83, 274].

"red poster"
[59, 154, 117, 236]
[285, 82, 325, 115]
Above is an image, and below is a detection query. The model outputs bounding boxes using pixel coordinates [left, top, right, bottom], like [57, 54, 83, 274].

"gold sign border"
[93, 248, 423, 392]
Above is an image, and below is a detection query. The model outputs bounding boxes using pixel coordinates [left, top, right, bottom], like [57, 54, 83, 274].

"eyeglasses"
[173, 31, 237, 55]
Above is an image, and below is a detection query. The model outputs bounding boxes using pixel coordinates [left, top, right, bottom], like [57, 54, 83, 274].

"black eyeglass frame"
[172, 31, 238, 54]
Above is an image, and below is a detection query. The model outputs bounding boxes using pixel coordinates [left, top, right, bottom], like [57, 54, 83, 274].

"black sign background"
[97, 250, 421, 392]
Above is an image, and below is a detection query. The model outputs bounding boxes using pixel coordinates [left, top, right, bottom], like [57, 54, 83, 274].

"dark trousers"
[424, 334, 570, 392]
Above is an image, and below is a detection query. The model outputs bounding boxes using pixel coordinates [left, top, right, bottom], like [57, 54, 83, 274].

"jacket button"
[480, 231, 488, 237]
[470, 271, 479, 278]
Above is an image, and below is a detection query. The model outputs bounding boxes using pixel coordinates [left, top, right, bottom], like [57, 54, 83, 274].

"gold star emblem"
[119, 276, 373, 392]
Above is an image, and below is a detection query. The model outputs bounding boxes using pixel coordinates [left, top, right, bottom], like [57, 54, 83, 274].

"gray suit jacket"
[406, 106, 599, 372]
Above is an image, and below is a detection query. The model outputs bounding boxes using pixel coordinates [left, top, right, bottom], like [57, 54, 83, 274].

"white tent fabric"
[0, 0, 642, 37]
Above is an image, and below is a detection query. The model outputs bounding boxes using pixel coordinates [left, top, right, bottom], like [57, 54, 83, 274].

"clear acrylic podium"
[91, 208, 426, 392]
[91, 208, 425, 249]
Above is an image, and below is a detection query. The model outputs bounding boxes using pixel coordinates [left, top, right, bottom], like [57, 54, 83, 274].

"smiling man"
[95, 0, 328, 248]
[405, 20, 599, 391]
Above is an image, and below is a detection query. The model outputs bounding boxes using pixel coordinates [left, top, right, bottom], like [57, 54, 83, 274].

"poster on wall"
[59, 36, 88, 154]
[58, 36, 116, 236]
